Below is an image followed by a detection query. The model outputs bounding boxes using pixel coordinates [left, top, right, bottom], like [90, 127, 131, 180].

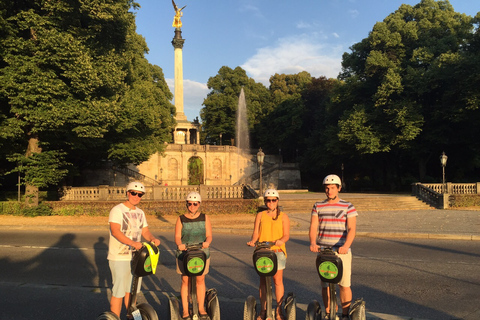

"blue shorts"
[109, 260, 142, 298]
[276, 251, 286, 270]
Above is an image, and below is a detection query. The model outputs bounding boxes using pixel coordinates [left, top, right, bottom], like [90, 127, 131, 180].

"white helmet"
[323, 174, 341, 186]
[126, 181, 145, 193]
[186, 191, 201, 202]
[264, 188, 280, 199]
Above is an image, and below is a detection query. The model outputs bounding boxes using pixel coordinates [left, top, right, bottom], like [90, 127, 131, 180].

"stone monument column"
[172, 29, 187, 121]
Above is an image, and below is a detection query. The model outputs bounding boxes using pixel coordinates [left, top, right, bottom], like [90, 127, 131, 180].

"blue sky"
[133, 0, 479, 121]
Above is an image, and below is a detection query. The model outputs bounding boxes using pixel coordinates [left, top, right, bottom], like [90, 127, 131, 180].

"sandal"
[275, 309, 286, 320]
[256, 310, 266, 320]
[199, 313, 209, 320]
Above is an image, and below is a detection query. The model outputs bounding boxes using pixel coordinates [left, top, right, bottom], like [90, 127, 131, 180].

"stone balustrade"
[60, 185, 249, 201]
[412, 182, 480, 209]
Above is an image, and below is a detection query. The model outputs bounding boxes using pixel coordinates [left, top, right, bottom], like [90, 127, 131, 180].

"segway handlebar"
[255, 241, 275, 250]
[184, 242, 204, 251]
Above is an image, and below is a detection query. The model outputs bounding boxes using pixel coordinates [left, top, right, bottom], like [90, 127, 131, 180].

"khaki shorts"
[176, 257, 210, 275]
[320, 250, 352, 288]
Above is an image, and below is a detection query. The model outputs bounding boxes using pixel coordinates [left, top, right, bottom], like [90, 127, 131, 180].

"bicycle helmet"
[323, 174, 341, 186]
[126, 181, 146, 193]
[186, 191, 202, 202]
[264, 188, 280, 199]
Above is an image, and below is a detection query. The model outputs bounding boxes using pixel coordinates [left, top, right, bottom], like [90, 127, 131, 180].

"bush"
[0, 201, 53, 217]
[21, 203, 53, 217]
[451, 195, 480, 208]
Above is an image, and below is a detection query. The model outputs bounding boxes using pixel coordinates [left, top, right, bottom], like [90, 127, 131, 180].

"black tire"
[243, 295, 257, 320]
[137, 303, 159, 320]
[284, 292, 296, 320]
[96, 311, 120, 320]
[206, 288, 221, 320]
[306, 300, 320, 320]
[169, 296, 181, 320]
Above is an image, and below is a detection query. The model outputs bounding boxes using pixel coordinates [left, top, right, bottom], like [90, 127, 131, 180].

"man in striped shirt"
[309, 174, 358, 320]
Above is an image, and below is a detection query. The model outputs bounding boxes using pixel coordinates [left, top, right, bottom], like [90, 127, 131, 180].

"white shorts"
[109, 260, 142, 298]
[276, 251, 286, 270]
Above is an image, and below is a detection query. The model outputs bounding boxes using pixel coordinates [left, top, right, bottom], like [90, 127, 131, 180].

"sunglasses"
[129, 191, 144, 198]
[187, 202, 199, 207]
[265, 199, 278, 203]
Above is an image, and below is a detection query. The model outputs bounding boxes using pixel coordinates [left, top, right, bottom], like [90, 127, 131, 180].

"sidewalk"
[1, 208, 479, 241]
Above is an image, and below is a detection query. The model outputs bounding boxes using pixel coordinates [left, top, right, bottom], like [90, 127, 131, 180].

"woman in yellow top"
[247, 189, 290, 320]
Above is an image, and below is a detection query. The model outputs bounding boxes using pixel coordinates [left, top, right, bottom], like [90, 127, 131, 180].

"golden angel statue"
[172, 0, 186, 28]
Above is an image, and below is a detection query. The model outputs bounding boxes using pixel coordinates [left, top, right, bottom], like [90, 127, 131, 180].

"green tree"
[0, 0, 175, 204]
[255, 71, 314, 161]
[200, 66, 271, 146]
[335, 0, 478, 186]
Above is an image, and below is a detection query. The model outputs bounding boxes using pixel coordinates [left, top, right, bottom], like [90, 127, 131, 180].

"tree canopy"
[334, 0, 479, 184]
[200, 0, 480, 191]
[0, 0, 175, 203]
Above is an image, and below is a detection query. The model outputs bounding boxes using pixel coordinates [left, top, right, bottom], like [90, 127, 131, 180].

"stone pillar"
[99, 185, 109, 201]
[172, 29, 187, 121]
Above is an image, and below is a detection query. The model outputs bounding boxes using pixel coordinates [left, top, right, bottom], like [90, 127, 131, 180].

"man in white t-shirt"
[107, 181, 161, 318]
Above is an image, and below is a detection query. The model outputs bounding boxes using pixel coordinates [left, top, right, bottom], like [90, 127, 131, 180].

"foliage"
[7, 150, 69, 188]
[450, 195, 480, 208]
[0, 201, 52, 216]
[327, 0, 480, 189]
[200, 66, 271, 146]
[0, 0, 175, 195]
[188, 157, 204, 185]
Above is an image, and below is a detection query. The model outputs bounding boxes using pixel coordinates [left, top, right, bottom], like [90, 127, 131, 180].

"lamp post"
[440, 152, 448, 194]
[219, 133, 222, 146]
[341, 163, 344, 189]
[257, 148, 265, 197]
[160, 168, 163, 184]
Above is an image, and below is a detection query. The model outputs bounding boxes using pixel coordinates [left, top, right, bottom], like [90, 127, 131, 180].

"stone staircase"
[278, 193, 435, 213]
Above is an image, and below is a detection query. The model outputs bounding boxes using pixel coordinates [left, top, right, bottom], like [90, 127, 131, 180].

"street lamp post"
[219, 133, 222, 146]
[257, 148, 265, 197]
[440, 152, 448, 194]
[160, 168, 163, 184]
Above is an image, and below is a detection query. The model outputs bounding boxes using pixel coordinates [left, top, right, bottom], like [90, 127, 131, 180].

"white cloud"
[349, 9, 359, 19]
[241, 35, 343, 86]
[296, 21, 312, 29]
[239, 4, 264, 19]
[332, 32, 340, 38]
[166, 78, 209, 121]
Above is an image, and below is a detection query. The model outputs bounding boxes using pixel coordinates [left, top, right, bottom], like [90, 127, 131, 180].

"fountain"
[236, 88, 250, 151]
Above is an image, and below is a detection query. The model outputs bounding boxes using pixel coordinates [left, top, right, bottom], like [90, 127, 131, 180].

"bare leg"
[110, 296, 123, 316]
[258, 276, 267, 320]
[321, 286, 330, 314]
[339, 285, 352, 316]
[181, 275, 190, 318]
[273, 270, 285, 319]
[196, 275, 207, 315]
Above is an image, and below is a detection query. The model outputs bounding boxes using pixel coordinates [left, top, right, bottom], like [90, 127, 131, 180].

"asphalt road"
[0, 231, 479, 320]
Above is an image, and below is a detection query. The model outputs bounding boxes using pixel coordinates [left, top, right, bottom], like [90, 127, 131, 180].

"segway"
[97, 242, 160, 320]
[306, 247, 367, 320]
[244, 242, 296, 320]
[306, 247, 342, 320]
[169, 243, 220, 320]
